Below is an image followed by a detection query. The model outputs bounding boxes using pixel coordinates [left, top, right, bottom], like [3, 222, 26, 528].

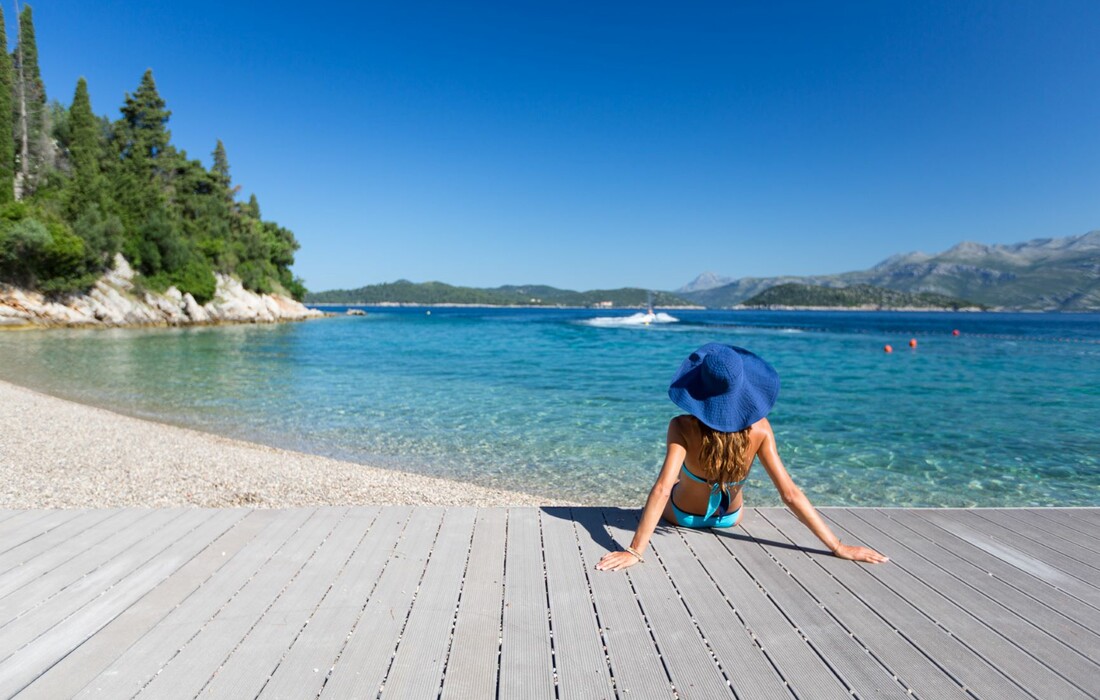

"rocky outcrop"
[0, 254, 324, 328]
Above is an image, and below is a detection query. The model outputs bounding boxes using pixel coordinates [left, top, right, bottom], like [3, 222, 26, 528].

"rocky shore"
[0, 379, 558, 509]
[0, 254, 324, 329]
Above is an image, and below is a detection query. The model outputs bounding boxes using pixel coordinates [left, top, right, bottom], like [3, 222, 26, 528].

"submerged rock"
[0, 253, 323, 329]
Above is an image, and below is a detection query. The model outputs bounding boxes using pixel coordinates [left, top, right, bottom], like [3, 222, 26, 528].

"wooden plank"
[0, 509, 164, 605]
[763, 508, 1030, 698]
[819, 509, 1093, 699]
[17, 509, 261, 700]
[572, 507, 672, 700]
[676, 514, 851, 699]
[890, 509, 1100, 643]
[73, 507, 315, 699]
[603, 508, 735, 698]
[537, 507, 615, 699]
[977, 509, 1100, 557]
[919, 510, 1100, 601]
[0, 509, 242, 699]
[0, 509, 194, 660]
[439, 507, 507, 700]
[743, 511, 968, 699]
[827, 509, 1100, 692]
[0, 510, 118, 575]
[382, 507, 478, 698]
[497, 507, 556, 698]
[257, 507, 411, 700]
[645, 517, 791, 700]
[856, 509, 1100, 663]
[200, 508, 377, 699]
[0, 508, 85, 556]
[1031, 509, 1100, 542]
[318, 508, 445, 698]
[722, 512, 910, 699]
[136, 507, 344, 698]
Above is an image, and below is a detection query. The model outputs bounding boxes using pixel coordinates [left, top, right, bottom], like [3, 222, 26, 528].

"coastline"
[0, 379, 560, 509]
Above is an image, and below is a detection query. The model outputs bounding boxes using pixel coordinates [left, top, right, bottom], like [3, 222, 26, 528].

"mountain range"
[679, 230, 1100, 311]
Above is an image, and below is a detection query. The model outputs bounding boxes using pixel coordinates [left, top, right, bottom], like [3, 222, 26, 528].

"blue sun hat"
[668, 343, 780, 432]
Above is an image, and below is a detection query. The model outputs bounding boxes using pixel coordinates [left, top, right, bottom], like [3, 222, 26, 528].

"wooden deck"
[1, 507, 1098, 699]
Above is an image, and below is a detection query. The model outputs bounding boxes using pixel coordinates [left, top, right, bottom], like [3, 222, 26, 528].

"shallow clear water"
[2, 308, 1098, 506]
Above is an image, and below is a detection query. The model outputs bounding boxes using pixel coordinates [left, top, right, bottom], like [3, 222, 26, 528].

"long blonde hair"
[696, 418, 752, 488]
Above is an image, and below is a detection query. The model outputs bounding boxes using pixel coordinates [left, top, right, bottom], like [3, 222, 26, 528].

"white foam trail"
[581, 312, 680, 328]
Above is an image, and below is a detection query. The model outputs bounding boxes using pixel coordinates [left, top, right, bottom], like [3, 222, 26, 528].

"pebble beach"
[0, 379, 557, 509]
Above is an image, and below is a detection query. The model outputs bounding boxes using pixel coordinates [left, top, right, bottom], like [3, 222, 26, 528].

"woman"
[597, 343, 887, 571]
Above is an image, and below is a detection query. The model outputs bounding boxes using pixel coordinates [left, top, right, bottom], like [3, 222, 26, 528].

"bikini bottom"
[669, 485, 743, 529]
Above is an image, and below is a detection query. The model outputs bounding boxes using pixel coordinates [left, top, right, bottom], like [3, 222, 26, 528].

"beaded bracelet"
[625, 546, 645, 563]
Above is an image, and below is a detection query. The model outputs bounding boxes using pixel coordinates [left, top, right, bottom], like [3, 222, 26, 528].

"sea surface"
[2, 308, 1098, 507]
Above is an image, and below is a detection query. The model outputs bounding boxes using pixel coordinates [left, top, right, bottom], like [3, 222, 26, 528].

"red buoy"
[884, 344, 893, 353]
[952, 329, 960, 336]
[909, 338, 918, 348]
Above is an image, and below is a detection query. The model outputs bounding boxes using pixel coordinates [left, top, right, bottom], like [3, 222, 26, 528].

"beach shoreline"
[0, 379, 562, 509]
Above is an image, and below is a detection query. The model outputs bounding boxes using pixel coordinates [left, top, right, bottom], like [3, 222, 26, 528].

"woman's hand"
[834, 543, 889, 564]
[596, 550, 641, 571]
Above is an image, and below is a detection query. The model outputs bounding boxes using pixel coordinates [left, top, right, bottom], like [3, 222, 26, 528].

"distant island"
[306, 280, 696, 308]
[740, 283, 985, 310]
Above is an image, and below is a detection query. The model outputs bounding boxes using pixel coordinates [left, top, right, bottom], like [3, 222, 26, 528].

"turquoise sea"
[2, 308, 1098, 507]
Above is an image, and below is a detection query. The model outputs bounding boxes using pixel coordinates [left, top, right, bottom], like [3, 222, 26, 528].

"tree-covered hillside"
[741, 283, 984, 309]
[0, 6, 304, 301]
[307, 280, 693, 307]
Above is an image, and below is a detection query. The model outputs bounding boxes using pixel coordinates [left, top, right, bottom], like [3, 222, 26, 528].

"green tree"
[12, 4, 50, 198]
[211, 139, 230, 193]
[0, 5, 15, 203]
[66, 78, 106, 216]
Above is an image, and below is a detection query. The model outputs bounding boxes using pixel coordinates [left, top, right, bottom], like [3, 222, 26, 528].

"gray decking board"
[380, 507, 477, 698]
[17, 508, 260, 700]
[645, 518, 791, 700]
[976, 508, 1100, 558]
[926, 509, 1100, 586]
[0, 509, 244, 699]
[497, 507, 556, 699]
[318, 507, 445, 698]
[843, 509, 1100, 663]
[724, 513, 912, 700]
[820, 509, 1094, 700]
[762, 508, 1031, 699]
[136, 507, 346, 699]
[826, 509, 1100, 692]
[258, 507, 411, 700]
[3, 507, 1100, 700]
[439, 507, 507, 700]
[73, 508, 315, 699]
[679, 517, 853, 699]
[199, 507, 375, 699]
[571, 507, 674, 700]
[538, 508, 616, 699]
[742, 511, 971, 700]
[0, 509, 154, 602]
[0, 509, 201, 661]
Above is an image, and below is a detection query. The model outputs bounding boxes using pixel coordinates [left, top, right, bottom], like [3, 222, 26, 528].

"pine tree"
[12, 3, 49, 198]
[67, 78, 105, 216]
[247, 193, 261, 219]
[211, 139, 230, 188]
[118, 69, 171, 161]
[0, 5, 14, 203]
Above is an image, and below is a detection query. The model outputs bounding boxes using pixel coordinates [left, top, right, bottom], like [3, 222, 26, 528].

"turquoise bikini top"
[680, 464, 749, 520]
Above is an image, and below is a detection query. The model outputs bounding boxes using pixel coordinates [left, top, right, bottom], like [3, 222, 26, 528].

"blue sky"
[27, 0, 1100, 291]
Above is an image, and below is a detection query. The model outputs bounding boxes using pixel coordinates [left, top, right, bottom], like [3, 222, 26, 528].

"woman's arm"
[596, 419, 686, 571]
[756, 419, 888, 564]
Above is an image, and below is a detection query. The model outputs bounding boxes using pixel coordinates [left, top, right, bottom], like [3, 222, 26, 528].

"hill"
[681, 230, 1100, 311]
[741, 283, 984, 310]
[306, 281, 694, 307]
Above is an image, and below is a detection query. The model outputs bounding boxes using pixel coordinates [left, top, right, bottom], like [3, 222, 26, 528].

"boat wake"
[581, 312, 680, 328]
